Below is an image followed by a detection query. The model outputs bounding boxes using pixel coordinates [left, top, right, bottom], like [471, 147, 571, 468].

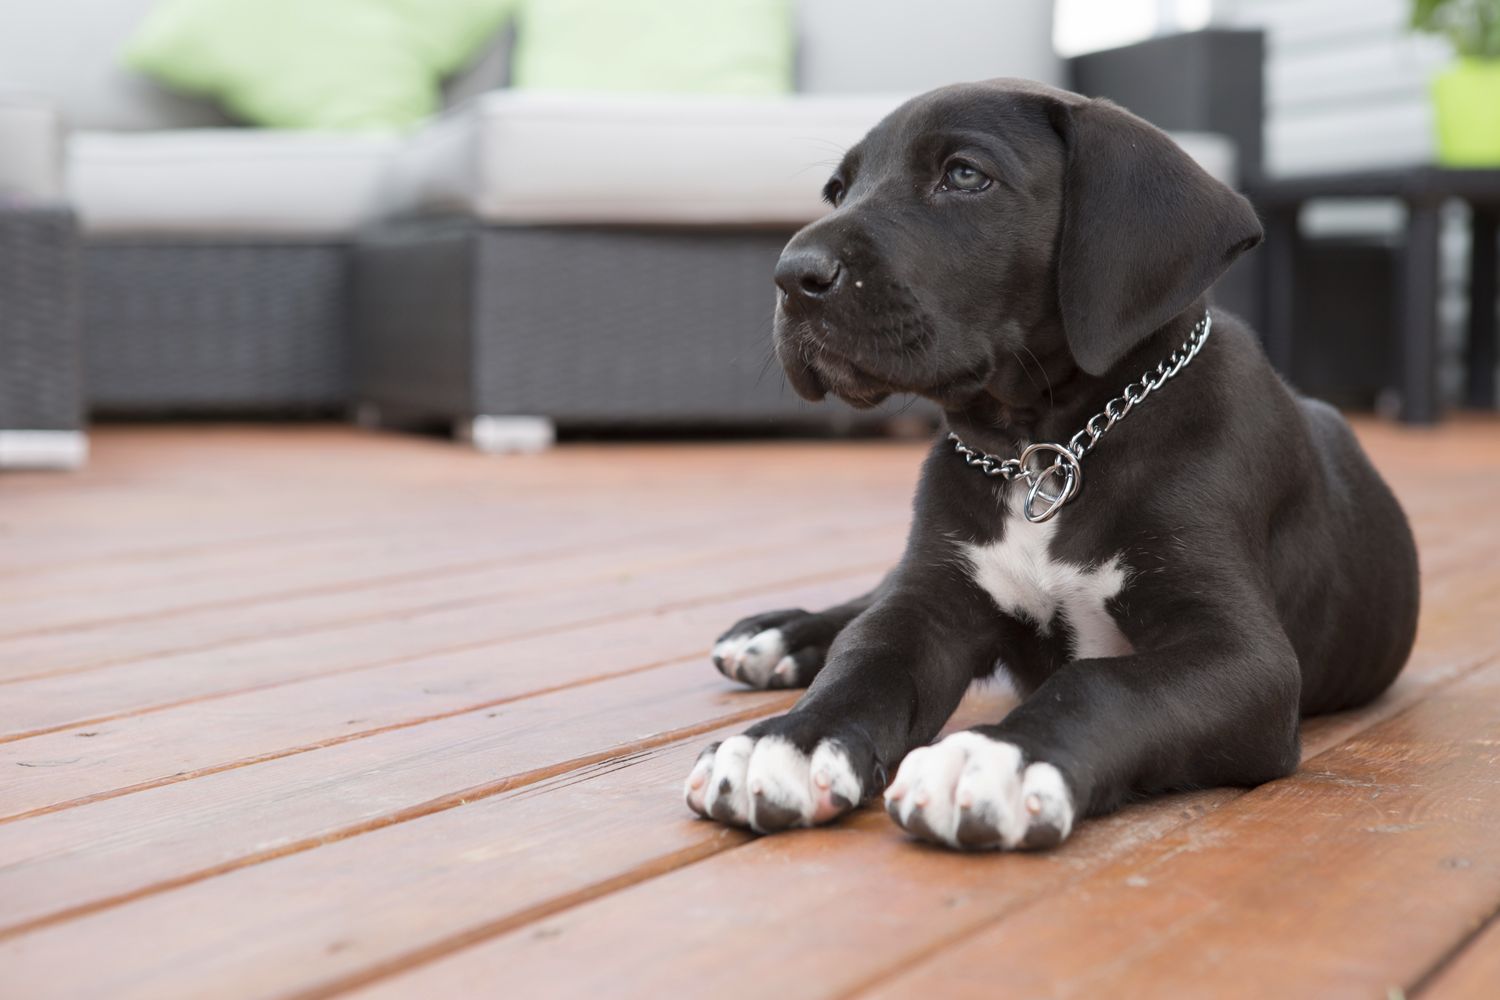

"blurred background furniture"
[3, 0, 400, 416]
[0, 0, 1064, 438]
[350, 2, 1234, 449]
[11, 0, 1482, 444]
[1, 0, 1248, 450]
[1218, 0, 1500, 423]
[1252, 168, 1500, 424]
[354, 91, 918, 448]
[0, 202, 85, 469]
[0, 95, 85, 470]
[352, 0, 1068, 448]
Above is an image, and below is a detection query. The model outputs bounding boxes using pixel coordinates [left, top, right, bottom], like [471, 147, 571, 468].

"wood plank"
[4, 481, 1483, 685]
[2, 505, 708, 609]
[0, 689, 1005, 1000]
[0, 419, 1489, 1000]
[0, 428, 921, 576]
[0, 506, 901, 682]
[325, 566, 1500, 1000]
[0, 458, 914, 639]
[3, 609, 1479, 1000]
[0, 529, 901, 742]
[853, 660, 1500, 1000]
[0, 573, 880, 820]
[1420, 911, 1500, 999]
[6, 520, 1489, 825]
[0, 464, 894, 620]
[333, 675, 1465, 1000]
[0, 658, 795, 936]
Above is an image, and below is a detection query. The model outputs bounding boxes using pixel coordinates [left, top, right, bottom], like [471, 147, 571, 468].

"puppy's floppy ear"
[1049, 97, 1263, 375]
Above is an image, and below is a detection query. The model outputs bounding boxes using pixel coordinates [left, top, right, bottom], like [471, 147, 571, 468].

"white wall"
[0, 0, 230, 130]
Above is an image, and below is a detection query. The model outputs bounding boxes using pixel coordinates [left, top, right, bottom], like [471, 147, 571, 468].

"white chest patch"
[959, 491, 1134, 659]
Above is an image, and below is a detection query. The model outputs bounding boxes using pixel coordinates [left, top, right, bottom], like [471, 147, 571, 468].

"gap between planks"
[0, 569, 882, 821]
[334, 648, 1500, 1000]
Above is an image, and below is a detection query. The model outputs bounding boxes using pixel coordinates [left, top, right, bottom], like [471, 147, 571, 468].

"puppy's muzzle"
[774, 245, 844, 307]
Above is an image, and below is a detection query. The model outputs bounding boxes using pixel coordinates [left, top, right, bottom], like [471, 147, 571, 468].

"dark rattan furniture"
[0, 201, 85, 467]
[82, 240, 352, 416]
[354, 220, 932, 448]
[1250, 167, 1500, 424]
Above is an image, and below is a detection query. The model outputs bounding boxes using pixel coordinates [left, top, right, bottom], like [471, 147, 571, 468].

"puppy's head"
[773, 79, 1262, 410]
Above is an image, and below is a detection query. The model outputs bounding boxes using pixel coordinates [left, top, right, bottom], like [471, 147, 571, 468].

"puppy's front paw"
[884, 731, 1074, 851]
[683, 720, 880, 833]
[711, 608, 840, 689]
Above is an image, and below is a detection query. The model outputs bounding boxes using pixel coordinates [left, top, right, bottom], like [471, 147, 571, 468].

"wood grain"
[855, 657, 1500, 1000]
[0, 660, 793, 936]
[1420, 910, 1500, 999]
[0, 530, 899, 742]
[338, 654, 1500, 1000]
[0, 507, 901, 682]
[0, 574, 878, 820]
[0, 418, 1493, 1000]
[0, 688, 1010, 999]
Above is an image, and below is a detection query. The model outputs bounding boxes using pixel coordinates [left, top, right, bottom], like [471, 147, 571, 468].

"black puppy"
[684, 79, 1420, 850]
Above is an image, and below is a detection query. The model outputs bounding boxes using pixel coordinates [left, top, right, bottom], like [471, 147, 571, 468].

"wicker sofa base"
[353, 220, 933, 437]
[82, 240, 352, 415]
[1, 206, 83, 427]
[1, 204, 85, 468]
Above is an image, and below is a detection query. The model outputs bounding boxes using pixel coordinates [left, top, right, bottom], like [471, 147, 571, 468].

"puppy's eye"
[822, 178, 846, 207]
[940, 160, 991, 193]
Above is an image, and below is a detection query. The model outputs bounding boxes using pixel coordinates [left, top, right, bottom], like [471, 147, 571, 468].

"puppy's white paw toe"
[711, 628, 788, 688]
[684, 734, 861, 831]
[884, 732, 1074, 851]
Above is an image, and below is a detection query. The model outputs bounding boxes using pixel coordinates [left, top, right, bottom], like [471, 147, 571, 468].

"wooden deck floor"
[1, 420, 1498, 999]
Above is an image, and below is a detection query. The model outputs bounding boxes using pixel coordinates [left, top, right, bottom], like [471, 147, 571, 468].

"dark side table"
[1248, 167, 1500, 424]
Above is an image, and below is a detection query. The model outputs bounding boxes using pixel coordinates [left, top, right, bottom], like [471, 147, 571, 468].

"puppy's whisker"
[1009, 348, 1049, 409]
[753, 350, 780, 387]
[798, 138, 851, 157]
[1020, 345, 1055, 409]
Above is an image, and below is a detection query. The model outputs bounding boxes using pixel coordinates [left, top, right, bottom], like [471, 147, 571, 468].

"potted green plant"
[1411, 0, 1500, 165]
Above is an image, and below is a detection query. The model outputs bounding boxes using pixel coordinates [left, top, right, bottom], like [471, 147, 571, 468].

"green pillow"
[512, 0, 794, 95]
[125, 0, 515, 130]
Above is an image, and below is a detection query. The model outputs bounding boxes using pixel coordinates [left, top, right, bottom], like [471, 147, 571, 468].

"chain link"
[947, 311, 1212, 519]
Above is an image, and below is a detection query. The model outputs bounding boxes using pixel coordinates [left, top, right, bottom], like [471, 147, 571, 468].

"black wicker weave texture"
[0, 206, 83, 431]
[82, 241, 352, 414]
[471, 226, 932, 424]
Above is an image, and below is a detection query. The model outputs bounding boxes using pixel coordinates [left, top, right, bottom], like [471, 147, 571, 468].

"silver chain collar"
[948, 311, 1213, 524]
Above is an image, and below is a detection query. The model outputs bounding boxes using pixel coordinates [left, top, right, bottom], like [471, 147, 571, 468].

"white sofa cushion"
[63, 98, 1237, 238]
[381, 90, 910, 226]
[382, 91, 1238, 229]
[69, 129, 400, 237]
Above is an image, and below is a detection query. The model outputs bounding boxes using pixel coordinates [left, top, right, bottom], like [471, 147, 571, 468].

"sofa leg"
[352, 402, 385, 430]
[458, 416, 556, 454]
[0, 430, 88, 470]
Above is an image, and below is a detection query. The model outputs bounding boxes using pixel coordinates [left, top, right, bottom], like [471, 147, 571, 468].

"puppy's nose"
[775, 247, 843, 302]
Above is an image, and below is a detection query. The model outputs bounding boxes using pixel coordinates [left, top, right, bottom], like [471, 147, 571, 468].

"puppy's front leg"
[685, 581, 1001, 833]
[887, 597, 1303, 851]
